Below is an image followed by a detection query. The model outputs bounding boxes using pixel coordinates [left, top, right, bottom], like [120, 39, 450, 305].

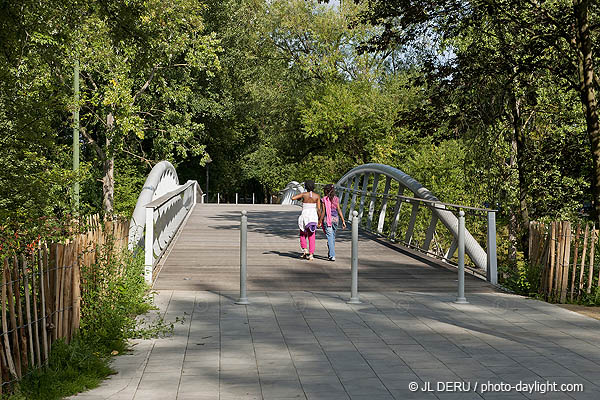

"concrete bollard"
[456, 210, 468, 304]
[348, 210, 361, 304]
[236, 210, 250, 305]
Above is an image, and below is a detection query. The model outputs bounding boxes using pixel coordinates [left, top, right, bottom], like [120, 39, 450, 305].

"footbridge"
[72, 161, 600, 400]
[128, 162, 498, 294]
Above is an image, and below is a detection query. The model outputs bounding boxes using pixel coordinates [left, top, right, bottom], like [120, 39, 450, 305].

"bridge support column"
[377, 177, 392, 234]
[348, 211, 361, 304]
[389, 186, 405, 240]
[236, 210, 250, 305]
[456, 210, 468, 304]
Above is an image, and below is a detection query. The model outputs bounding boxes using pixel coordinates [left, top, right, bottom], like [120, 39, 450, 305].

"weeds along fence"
[529, 221, 599, 302]
[0, 215, 128, 392]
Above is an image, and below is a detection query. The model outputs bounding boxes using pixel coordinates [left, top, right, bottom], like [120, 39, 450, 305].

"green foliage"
[1, 0, 599, 312]
[403, 140, 470, 205]
[79, 247, 151, 352]
[113, 159, 147, 217]
[7, 338, 112, 400]
[499, 260, 543, 297]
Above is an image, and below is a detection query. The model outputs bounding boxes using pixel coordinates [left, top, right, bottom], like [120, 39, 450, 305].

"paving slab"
[67, 289, 600, 400]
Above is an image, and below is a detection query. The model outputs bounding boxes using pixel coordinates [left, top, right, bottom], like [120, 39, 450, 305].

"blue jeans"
[325, 222, 338, 259]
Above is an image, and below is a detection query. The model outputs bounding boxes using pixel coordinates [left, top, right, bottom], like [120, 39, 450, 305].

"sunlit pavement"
[69, 289, 600, 400]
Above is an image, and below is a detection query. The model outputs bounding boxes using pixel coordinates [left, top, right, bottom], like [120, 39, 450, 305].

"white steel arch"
[128, 161, 181, 248]
[336, 163, 489, 272]
[128, 161, 200, 283]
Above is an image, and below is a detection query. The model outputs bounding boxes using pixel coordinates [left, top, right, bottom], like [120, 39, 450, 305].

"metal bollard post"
[252, 193, 255, 204]
[236, 193, 238, 204]
[348, 210, 361, 304]
[217, 193, 220, 204]
[236, 210, 250, 305]
[487, 211, 498, 285]
[456, 210, 468, 304]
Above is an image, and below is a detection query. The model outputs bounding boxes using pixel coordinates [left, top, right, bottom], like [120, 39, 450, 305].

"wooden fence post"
[587, 227, 596, 294]
[560, 222, 571, 303]
[570, 224, 581, 301]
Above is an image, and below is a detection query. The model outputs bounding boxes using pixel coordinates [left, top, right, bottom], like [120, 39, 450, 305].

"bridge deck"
[155, 205, 496, 293]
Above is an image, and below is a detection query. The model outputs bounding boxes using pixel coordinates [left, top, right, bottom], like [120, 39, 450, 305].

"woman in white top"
[292, 180, 321, 260]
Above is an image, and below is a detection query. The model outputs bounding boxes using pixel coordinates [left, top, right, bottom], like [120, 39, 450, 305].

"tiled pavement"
[70, 290, 600, 400]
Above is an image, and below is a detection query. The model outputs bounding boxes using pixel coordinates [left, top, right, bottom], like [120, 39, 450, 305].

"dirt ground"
[558, 304, 600, 320]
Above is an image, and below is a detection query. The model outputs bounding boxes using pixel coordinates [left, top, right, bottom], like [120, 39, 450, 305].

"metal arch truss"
[335, 163, 495, 279]
[280, 181, 304, 205]
[129, 161, 181, 248]
[128, 161, 202, 283]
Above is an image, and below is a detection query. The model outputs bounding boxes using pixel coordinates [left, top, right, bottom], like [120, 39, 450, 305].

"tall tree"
[361, 0, 600, 244]
[73, 0, 221, 216]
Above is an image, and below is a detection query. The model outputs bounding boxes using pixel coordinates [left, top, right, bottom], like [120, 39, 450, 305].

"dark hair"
[324, 184, 335, 200]
[304, 180, 315, 192]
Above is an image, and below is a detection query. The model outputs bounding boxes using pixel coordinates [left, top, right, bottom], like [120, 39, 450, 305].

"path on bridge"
[154, 205, 495, 293]
[70, 205, 600, 400]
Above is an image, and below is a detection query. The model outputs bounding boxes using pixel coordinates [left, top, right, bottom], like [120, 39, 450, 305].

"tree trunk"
[509, 89, 531, 257]
[103, 113, 115, 217]
[508, 136, 519, 267]
[574, 0, 600, 222]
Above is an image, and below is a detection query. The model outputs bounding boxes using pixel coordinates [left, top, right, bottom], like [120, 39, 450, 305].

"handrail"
[128, 161, 204, 284]
[283, 182, 497, 213]
[145, 180, 197, 209]
[335, 185, 497, 213]
[128, 161, 180, 249]
[144, 180, 199, 283]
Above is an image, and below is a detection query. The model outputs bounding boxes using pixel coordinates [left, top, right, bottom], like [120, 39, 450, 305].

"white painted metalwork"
[280, 181, 304, 205]
[348, 210, 360, 304]
[129, 161, 180, 248]
[456, 210, 468, 303]
[236, 210, 249, 305]
[335, 163, 496, 279]
[128, 161, 201, 283]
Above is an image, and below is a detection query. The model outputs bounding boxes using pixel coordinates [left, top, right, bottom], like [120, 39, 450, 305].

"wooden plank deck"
[154, 204, 499, 293]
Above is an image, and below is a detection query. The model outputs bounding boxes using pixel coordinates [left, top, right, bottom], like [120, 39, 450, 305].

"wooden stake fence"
[0, 216, 129, 389]
[530, 221, 599, 302]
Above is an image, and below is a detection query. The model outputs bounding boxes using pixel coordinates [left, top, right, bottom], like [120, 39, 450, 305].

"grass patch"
[7, 338, 113, 400]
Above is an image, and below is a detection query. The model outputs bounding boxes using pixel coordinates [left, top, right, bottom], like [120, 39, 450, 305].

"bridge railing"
[143, 180, 200, 283]
[338, 184, 496, 280]
[283, 163, 497, 284]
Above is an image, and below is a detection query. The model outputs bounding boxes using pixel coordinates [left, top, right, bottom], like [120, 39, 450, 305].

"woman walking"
[320, 184, 346, 261]
[291, 180, 321, 260]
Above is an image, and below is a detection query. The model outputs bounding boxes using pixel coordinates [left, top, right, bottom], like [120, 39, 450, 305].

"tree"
[0, 0, 79, 233]
[72, 0, 221, 215]
[355, 0, 599, 223]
